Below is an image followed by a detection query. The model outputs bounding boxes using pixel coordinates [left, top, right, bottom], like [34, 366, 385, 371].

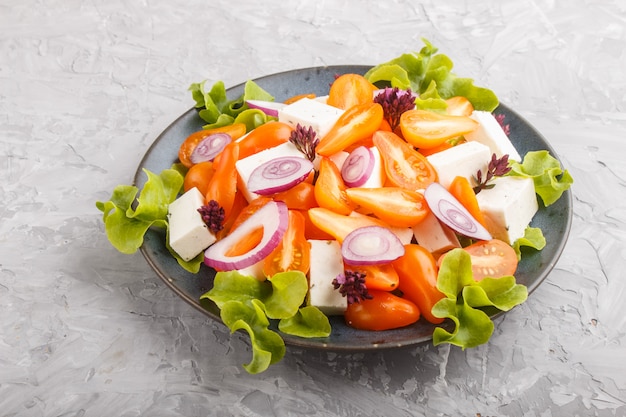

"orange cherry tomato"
[298, 209, 334, 240]
[345, 186, 430, 227]
[178, 123, 246, 168]
[372, 130, 438, 191]
[392, 244, 445, 324]
[283, 93, 316, 105]
[216, 191, 249, 240]
[314, 157, 355, 215]
[455, 239, 519, 281]
[399, 109, 478, 149]
[445, 96, 475, 116]
[347, 263, 399, 292]
[316, 102, 384, 156]
[263, 210, 311, 277]
[417, 137, 466, 157]
[344, 290, 420, 331]
[327, 73, 377, 110]
[183, 161, 214, 195]
[271, 181, 318, 211]
[307, 207, 387, 243]
[237, 121, 294, 159]
[448, 176, 487, 228]
[204, 142, 239, 220]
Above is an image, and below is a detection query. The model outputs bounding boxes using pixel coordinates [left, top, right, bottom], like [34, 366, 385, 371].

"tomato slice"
[391, 244, 445, 324]
[344, 290, 420, 331]
[314, 157, 355, 215]
[345, 187, 429, 227]
[237, 121, 294, 159]
[448, 176, 487, 228]
[271, 181, 318, 211]
[183, 161, 214, 195]
[204, 142, 239, 219]
[178, 123, 246, 168]
[445, 96, 475, 116]
[263, 210, 311, 277]
[316, 102, 384, 156]
[399, 109, 478, 149]
[448, 239, 519, 280]
[372, 130, 438, 191]
[307, 207, 387, 243]
[327, 73, 377, 110]
[347, 263, 399, 292]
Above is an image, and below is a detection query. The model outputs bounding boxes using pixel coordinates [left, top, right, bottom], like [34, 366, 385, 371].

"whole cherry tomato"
[344, 290, 420, 331]
[183, 161, 214, 195]
[327, 73, 377, 110]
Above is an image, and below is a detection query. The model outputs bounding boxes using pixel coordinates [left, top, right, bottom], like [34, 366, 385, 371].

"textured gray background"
[2, 0, 625, 416]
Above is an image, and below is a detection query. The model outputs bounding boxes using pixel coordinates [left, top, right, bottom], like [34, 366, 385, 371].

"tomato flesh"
[399, 109, 478, 150]
[452, 239, 519, 280]
[344, 290, 420, 331]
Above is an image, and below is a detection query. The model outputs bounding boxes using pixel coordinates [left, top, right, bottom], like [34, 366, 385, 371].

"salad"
[97, 39, 573, 374]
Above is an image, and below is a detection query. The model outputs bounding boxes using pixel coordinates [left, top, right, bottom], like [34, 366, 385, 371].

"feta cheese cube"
[235, 141, 309, 202]
[412, 211, 461, 256]
[476, 176, 538, 244]
[167, 187, 217, 261]
[278, 97, 344, 138]
[426, 141, 492, 189]
[307, 240, 346, 315]
[465, 111, 522, 162]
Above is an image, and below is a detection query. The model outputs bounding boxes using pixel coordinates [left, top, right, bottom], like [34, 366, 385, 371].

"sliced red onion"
[341, 146, 375, 187]
[247, 156, 313, 195]
[341, 226, 405, 266]
[190, 132, 231, 164]
[424, 182, 492, 241]
[246, 99, 287, 117]
[203, 200, 288, 270]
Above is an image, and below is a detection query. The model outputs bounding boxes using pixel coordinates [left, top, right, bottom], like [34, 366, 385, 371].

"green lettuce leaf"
[264, 271, 309, 319]
[512, 226, 546, 260]
[432, 249, 528, 349]
[96, 168, 183, 254]
[278, 306, 331, 338]
[507, 150, 573, 206]
[364, 39, 499, 112]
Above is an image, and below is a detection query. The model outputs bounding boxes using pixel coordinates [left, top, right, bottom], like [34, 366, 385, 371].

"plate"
[135, 65, 573, 351]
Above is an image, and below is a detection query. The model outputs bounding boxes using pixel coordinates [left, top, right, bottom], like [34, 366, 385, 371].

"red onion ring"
[190, 132, 232, 164]
[247, 156, 314, 195]
[341, 226, 405, 266]
[341, 146, 375, 187]
[246, 99, 287, 117]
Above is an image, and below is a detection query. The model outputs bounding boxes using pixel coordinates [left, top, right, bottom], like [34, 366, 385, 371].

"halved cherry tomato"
[183, 161, 214, 195]
[448, 176, 487, 228]
[204, 142, 239, 220]
[399, 109, 478, 149]
[345, 187, 430, 227]
[284, 93, 316, 105]
[316, 103, 384, 156]
[307, 207, 387, 243]
[347, 263, 399, 292]
[417, 137, 466, 157]
[455, 239, 519, 281]
[314, 157, 355, 215]
[372, 130, 438, 191]
[298, 209, 334, 240]
[237, 121, 294, 159]
[271, 181, 318, 210]
[327, 73, 377, 110]
[445, 96, 475, 116]
[178, 123, 246, 168]
[391, 244, 445, 324]
[263, 210, 311, 277]
[344, 290, 420, 331]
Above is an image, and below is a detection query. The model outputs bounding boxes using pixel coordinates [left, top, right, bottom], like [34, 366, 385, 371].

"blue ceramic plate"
[135, 66, 573, 351]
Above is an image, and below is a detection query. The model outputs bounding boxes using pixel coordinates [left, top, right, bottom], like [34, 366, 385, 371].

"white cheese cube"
[412, 211, 461, 256]
[389, 226, 414, 245]
[426, 141, 492, 189]
[465, 111, 521, 162]
[476, 176, 538, 244]
[307, 240, 346, 315]
[277, 97, 344, 139]
[167, 187, 217, 261]
[235, 141, 309, 202]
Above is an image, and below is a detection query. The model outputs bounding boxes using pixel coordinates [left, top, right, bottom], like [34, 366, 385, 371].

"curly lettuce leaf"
[512, 226, 546, 260]
[364, 39, 499, 112]
[96, 168, 183, 254]
[201, 270, 331, 373]
[507, 150, 573, 206]
[432, 249, 528, 349]
[188, 79, 275, 130]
